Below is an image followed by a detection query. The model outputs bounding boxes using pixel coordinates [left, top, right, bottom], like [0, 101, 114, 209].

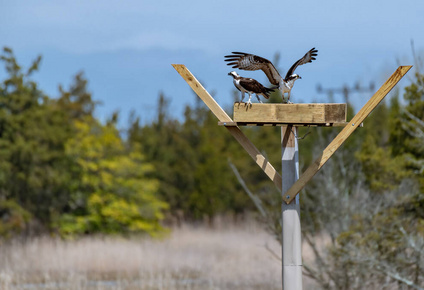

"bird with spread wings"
[225, 48, 318, 103]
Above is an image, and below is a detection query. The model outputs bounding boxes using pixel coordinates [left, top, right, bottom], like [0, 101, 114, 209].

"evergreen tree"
[0, 47, 167, 238]
[390, 70, 424, 187]
[0, 47, 75, 235]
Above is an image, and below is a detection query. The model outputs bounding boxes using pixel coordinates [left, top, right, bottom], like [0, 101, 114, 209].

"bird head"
[228, 71, 239, 78]
[288, 74, 302, 81]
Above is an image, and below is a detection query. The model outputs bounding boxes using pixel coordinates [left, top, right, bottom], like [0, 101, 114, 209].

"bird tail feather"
[263, 86, 278, 99]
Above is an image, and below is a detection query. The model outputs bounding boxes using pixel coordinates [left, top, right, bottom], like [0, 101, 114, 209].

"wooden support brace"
[172, 64, 283, 191]
[283, 65, 412, 204]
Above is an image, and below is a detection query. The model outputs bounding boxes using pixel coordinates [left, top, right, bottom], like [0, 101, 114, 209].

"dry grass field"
[0, 221, 318, 290]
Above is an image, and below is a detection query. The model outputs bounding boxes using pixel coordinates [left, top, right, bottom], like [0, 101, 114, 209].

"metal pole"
[281, 125, 302, 289]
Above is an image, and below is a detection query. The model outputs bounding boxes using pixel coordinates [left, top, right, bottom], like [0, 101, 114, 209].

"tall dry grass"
[0, 222, 291, 290]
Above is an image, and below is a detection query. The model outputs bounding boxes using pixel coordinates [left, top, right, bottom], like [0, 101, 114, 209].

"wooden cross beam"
[172, 64, 283, 190]
[283, 65, 412, 204]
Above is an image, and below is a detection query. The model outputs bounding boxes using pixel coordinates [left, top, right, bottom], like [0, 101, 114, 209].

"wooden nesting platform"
[218, 103, 348, 127]
[173, 64, 411, 203]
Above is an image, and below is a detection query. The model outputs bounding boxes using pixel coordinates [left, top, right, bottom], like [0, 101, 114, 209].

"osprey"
[228, 71, 276, 104]
[225, 48, 318, 103]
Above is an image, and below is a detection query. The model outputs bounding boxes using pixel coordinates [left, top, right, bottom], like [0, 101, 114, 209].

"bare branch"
[228, 159, 267, 218]
[264, 243, 281, 261]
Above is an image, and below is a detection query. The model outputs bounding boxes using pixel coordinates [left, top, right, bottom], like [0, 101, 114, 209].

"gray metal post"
[281, 125, 302, 289]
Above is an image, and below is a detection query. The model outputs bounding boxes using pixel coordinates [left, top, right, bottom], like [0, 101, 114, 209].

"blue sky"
[1, 0, 423, 126]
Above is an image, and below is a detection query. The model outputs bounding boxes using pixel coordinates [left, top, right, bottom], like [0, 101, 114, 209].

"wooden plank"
[233, 103, 346, 124]
[325, 103, 347, 123]
[283, 66, 412, 204]
[226, 126, 282, 190]
[172, 64, 232, 123]
[218, 121, 361, 127]
[172, 64, 282, 191]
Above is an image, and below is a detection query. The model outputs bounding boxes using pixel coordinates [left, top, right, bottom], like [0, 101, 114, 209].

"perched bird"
[225, 48, 318, 103]
[228, 71, 276, 104]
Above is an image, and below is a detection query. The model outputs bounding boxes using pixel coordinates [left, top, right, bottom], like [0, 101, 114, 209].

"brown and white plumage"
[226, 53, 281, 86]
[228, 71, 276, 104]
[225, 48, 318, 102]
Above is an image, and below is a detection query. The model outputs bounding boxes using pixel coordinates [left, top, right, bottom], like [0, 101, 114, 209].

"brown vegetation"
[0, 223, 318, 290]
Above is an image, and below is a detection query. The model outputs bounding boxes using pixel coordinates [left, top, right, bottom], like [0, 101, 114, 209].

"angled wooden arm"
[283, 65, 412, 204]
[172, 64, 283, 191]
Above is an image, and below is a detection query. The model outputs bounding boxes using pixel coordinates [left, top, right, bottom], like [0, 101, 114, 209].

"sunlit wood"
[233, 103, 346, 124]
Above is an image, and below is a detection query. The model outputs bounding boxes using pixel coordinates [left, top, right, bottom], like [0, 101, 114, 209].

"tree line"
[1, 47, 423, 239]
[0, 48, 166, 238]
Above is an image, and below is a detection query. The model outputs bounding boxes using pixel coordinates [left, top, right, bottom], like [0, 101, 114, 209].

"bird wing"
[284, 48, 318, 80]
[225, 52, 281, 86]
[238, 77, 260, 92]
[239, 77, 273, 98]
